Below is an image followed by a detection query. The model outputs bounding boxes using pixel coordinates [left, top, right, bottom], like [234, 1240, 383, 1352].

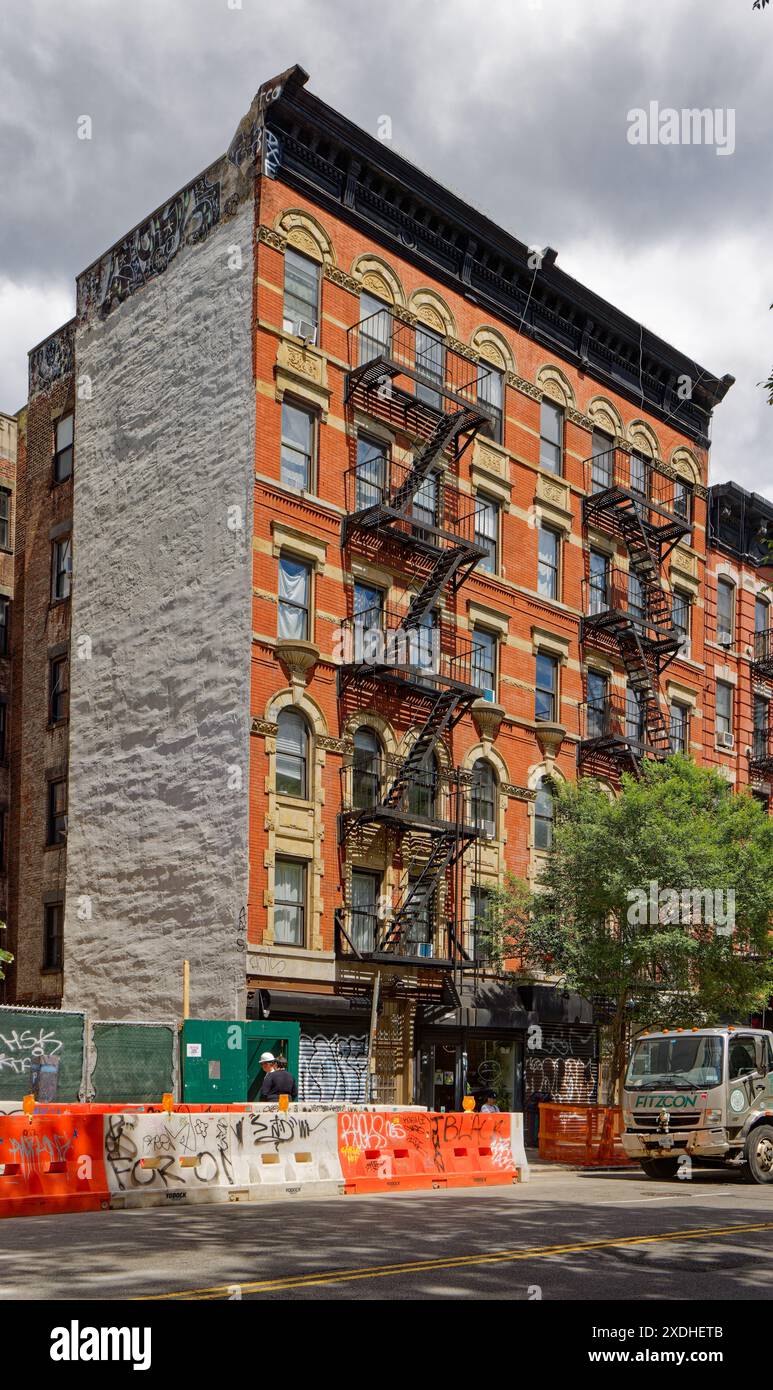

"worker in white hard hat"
[258, 1051, 298, 1102]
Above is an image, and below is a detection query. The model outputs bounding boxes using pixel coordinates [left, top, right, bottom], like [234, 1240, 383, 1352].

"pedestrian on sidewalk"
[480, 1091, 500, 1113]
[258, 1052, 298, 1102]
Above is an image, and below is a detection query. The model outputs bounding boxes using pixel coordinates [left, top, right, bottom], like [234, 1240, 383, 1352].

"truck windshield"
[625, 1035, 724, 1091]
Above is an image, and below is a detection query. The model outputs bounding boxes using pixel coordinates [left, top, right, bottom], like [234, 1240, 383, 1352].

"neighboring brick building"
[0, 411, 17, 971]
[6, 329, 74, 1005]
[706, 483, 773, 804]
[9, 65, 766, 1106]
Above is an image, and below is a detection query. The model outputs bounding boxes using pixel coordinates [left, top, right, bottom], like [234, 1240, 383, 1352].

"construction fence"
[0, 1006, 177, 1104]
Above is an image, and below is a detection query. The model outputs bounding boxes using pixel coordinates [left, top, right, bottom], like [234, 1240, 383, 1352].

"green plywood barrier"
[182, 1020, 300, 1103]
[90, 1022, 176, 1103]
[0, 1006, 86, 1101]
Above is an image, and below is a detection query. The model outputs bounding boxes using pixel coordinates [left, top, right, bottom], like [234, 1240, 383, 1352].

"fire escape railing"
[752, 628, 773, 682]
[750, 723, 773, 777]
[337, 309, 495, 971]
[580, 448, 691, 776]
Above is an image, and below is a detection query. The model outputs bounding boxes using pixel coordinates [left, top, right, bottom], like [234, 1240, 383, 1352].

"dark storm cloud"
[0, 0, 770, 492]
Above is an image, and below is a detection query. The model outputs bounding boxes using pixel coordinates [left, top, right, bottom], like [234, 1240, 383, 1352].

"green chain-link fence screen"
[90, 1022, 176, 1102]
[0, 1006, 86, 1101]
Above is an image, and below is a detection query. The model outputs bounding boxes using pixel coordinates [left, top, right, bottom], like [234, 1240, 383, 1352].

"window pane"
[478, 368, 503, 443]
[276, 710, 307, 797]
[630, 452, 647, 495]
[717, 581, 734, 640]
[535, 653, 557, 721]
[278, 557, 309, 640]
[283, 249, 319, 333]
[274, 859, 304, 945]
[475, 497, 498, 572]
[591, 431, 613, 491]
[471, 760, 496, 837]
[356, 436, 387, 510]
[280, 402, 313, 490]
[56, 414, 74, 449]
[359, 293, 391, 360]
[471, 629, 496, 694]
[539, 400, 563, 474]
[538, 527, 559, 599]
[534, 779, 554, 850]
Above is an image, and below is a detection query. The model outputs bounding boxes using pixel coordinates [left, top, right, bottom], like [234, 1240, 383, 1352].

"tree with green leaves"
[486, 758, 773, 1103]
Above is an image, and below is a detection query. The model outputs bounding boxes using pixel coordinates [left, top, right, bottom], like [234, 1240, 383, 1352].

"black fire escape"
[579, 447, 691, 778]
[335, 308, 495, 997]
[750, 625, 773, 783]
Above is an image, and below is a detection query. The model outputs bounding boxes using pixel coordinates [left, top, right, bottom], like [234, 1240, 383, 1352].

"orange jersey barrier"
[538, 1104, 633, 1167]
[338, 1111, 521, 1193]
[0, 1114, 110, 1218]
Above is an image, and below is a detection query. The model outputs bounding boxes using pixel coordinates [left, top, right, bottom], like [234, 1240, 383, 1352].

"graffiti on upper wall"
[28, 323, 75, 398]
[76, 172, 226, 323]
[299, 1033, 367, 1105]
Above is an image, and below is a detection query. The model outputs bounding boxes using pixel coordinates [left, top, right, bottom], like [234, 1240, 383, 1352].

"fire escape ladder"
[617, 622, 671, 755]
[377, 829, 462, 952]
[623, 510, 677, 637]
[388, 407, 481, 515]
[402, 546, 471, 629]
[381, 689, 462, 808]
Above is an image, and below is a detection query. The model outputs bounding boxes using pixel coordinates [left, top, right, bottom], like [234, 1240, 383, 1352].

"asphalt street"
[1, 1164, 772, 1302]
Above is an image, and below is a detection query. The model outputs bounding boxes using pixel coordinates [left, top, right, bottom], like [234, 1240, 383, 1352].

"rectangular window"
[274, 858, 306, 946]
[351, 870, 379, 953]
[283, 248, 319, 337]
[478, 367, 503, 444]
[591, 430, 613, 492]
[539, 399, 564, 475]
[535, 652, 558, 722]
[0, 490, 11, 550]
[672, 589, 691, 643]
[628, 569, 645, 623]
[717, 579, 734, 644]
[471, 628, 496, 697]
[415, 325, 444, 410]
[670, 702, 689, 754]
[280, 401, 314, 491]
[278, 556, 310, 641]
[0, 597, 9, 656]
[52, 537, 72, 601]
[630, 452, 648, 497]
[47, 778, 68, 845]
[588, 550, 609, 615]
[538, 526, 560, 600]
[626, 685, 646, 744]
[359, 292, 391, 363]
[475, 495, 499, 573]
[43, 902, 64, 970]
[49, 655, 69, 724]
[716, 680, 733, 736]
[409, 610, 437, 673]
[53, 413, 74, 483]
[353, 582, 383, 662]
[470, 885, 493, 962]
[673, 478, 691, 520]
[587, 670, 608, 738]
[355, 434, 387, 511]
[406, 877, 434, 955]
[412, 470, 439, 532]
[753, 696, 768, 761]
[755, 597, 769, 634]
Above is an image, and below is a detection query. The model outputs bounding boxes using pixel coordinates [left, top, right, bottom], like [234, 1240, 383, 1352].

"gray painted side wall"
[63, 198, 254, 1021]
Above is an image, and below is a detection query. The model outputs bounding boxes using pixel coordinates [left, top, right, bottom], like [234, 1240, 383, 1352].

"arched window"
[409, 752, 437, 819]
[471, 759, 496, 838]
[353, 727, 381, 809]
[534, 778, 555, 850]
[276, 709, 309, 799]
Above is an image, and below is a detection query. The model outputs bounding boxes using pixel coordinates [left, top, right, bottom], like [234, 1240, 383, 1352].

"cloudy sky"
[1, 0, 771, 495]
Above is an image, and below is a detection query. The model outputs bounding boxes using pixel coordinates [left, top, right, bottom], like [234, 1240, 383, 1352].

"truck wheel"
[640, 1157, 680, 1180]
[741, 1124, 773, 1184]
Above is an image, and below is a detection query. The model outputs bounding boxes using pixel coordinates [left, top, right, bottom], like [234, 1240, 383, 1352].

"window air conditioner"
[718, 633, 733, 647]
[718, 731, 735, 750]
[296, 319, 317, 345]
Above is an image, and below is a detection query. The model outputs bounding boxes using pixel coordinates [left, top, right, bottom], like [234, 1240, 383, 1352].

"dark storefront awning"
[247, 989, 371, 1022]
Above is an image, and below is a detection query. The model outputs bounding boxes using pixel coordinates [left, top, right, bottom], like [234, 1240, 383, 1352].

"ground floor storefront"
[248, 975, 599, 1115]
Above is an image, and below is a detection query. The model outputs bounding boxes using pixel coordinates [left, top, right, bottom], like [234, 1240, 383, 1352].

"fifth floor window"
[716, 579, 735, 644]
[478, 366, 504, 444]
[474, 495, 499, 573]
[54, 413, 74, 483]
[539, 399, 564, 475]
[52, 538, 72, 601]
[283, 248, 319, 338]
[277, 556, 310, 641]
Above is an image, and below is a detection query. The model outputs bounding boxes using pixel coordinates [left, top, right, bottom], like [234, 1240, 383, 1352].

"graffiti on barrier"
[5, 1129, 72, 1177]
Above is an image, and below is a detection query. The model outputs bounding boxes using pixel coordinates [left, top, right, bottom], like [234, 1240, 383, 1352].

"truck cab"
[621, 1026, 773, 1183]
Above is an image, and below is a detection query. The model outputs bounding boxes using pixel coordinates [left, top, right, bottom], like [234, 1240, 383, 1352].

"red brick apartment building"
[8, 65, 768, 1107]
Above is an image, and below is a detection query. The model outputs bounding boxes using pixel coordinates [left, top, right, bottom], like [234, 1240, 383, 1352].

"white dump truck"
[621, 1026, 773, 1183]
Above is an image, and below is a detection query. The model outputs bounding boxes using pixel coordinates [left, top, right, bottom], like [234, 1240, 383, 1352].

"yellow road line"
[137, 1219, 773, 1300]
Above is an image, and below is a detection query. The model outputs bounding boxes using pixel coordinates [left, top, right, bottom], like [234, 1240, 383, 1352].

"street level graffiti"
[299, 1033, 367, 1104]
[0, 1027, 64, 1076]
